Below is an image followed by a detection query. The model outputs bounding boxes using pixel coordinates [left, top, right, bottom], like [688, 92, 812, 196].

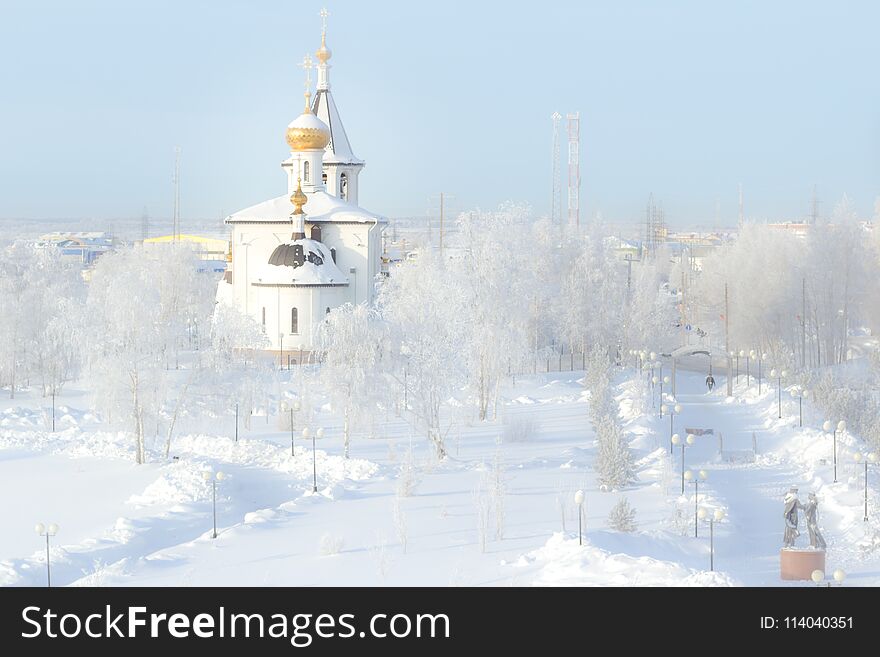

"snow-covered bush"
[489, 446, 505, 540]
[608, 497, 637, 532]
[473, 483, 490, 554]
[319, 533, 345, 556]
[393, 499, 408, 554]
[502, 414, 539, 443]
[370, 534, 392, 581]
[395, 449, 420, 497]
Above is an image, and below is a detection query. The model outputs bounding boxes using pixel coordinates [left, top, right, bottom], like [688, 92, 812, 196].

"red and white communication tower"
[566, 112, 580, 228]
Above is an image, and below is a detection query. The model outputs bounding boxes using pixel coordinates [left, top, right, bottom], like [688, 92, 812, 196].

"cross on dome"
[298, 53, 315, 110]
[316, 8, 332, 65]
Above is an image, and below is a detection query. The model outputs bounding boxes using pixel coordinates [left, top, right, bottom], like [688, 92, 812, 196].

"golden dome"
[285, 93, 331, 151]
[290, 178, 307, 214]
[315, 32, 332, 63]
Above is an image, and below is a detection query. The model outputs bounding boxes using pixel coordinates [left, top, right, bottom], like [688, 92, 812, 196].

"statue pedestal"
[780, 548, 826, 580]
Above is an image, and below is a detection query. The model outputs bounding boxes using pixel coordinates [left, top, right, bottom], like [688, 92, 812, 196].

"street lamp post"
[698, 507, 725, 571]
[662, 402, 682, 453]
[684, 469, 708, 537]
[790, 387, 809, 427]
[34, 522, 59, 587]
[739, 350, 747, 385]
[823, 420, 845, 483]
[234, 402, 239, 443]
[658, 374, 669, 417]
[574, 490, 585, 545]
[853, 452, 878, 521]
[757, 352, 766, 394]
[304, 427, 324, 492]
[203, 471, 225, 538]
[672, 433, 696, 494]
[770, 369, 786, 419]
[279, 334, 284, 370]
[281, 401, 301, 456]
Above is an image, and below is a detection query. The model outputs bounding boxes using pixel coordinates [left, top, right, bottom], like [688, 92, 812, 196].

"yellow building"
[143, 234, 229, 261]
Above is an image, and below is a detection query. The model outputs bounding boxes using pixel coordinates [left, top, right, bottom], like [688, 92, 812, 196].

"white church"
[217, 11, 386, 353]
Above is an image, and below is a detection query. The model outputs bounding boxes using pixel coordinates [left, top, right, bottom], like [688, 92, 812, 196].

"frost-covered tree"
[153, 243, 217, 364]
[608, 497, 637, 532]
[0, 242, 86, 398]
[595, 418, 635, 489]
[86, 244, 222, 463]
[691, 205, 878, 370]
[378, 249, 465, 458]
[315, 303, 388, 457]
[585, 347, 634, 489]
[556, 221, 627, 363]
[623, 245, 678, 353]
[454, 207, 531, 419]
[87, 246, 163, 463]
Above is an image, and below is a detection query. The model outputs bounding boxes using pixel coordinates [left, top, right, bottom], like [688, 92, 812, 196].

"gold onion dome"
[290, 178, 308, 214]
[285, 94, 331, 151]
[315, 32, 332, 63]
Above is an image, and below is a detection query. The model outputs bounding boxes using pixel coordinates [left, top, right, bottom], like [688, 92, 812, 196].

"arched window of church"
[330, 247, 337, 263]
[291, 308, 299, 334]
[340, 173, 348, 201]
[322, 172, 327, 185]
[303, 161, 310, 182]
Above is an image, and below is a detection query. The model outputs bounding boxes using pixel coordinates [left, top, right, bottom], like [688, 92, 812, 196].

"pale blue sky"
[0, 0, 877, 228]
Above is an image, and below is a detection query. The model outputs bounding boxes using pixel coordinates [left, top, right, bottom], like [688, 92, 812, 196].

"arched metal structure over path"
[658, 347, 714, 397]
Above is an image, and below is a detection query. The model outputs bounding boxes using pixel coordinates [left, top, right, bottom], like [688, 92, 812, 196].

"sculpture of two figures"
[783, 486, 826, 549]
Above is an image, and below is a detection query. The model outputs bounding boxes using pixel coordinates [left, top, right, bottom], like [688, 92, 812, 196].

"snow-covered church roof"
[226, 190, 385, 225]
[254, 238, 348, 287]
[312, 88, 362, 165]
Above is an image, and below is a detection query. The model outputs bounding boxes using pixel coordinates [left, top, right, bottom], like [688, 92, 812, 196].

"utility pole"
[737, 183, 744, 229]
[802, 277, 807, 369]
[681, 270, 687, 346]
[810, 184, 820, 224]
[141, 206, 150, 242]
[725, 283, 732, 397]
[439, 192, 444, 257]
[625, 254, 633, 299]
[172, 146, 182, 242]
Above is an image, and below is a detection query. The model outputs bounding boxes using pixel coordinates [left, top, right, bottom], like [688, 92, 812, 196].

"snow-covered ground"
[2, 364, 879, 587]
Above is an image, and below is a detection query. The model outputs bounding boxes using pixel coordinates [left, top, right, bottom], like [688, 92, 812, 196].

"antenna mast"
[566, 112, 580, 228]
[551, 112, 562, 224]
